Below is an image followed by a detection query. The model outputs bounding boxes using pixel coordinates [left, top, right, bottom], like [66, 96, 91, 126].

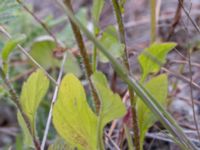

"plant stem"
[56, 2, 198, 148]
[0, 68, 40, 150]
[63, 0, 100, 114]
[111, 0, 140, 149]
[150, 0, 156, 43]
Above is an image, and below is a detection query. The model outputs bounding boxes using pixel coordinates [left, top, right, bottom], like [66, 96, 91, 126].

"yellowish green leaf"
[138, 42, 176, 81]
[52, 74, 97, 150]
[30, 36, 82, 77]
[137, 74, 168, 147]
[17, 112, 34, 149]
[20, 69, 49, 135]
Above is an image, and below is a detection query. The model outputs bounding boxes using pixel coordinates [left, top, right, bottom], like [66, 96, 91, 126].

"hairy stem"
[63, 0, 100, 114]
[0, 68, 40, 150]
[111, 0, 140, 149]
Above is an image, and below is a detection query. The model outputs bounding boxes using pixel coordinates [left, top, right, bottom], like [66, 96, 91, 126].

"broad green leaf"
[99, 26, 124, 63]
[138, 42, 176, 81]
[20, 69, 49, 135]
[137, 74, 168, 147]
[1, 35, 25, 62]
[17, 112, 34, 149]
[53, 74, 98, 150]
[30, 36, 82, 77]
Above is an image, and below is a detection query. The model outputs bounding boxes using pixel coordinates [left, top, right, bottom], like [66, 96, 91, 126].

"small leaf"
[1, 35, 25, 61]
[92, 0, 104, 33]
[91, 71, 126, 127]
[99, 26, 124, 63]
[137, 74, 168, 147]
[138, 42, 176, 81]
[30, 36, 82, 77]
[20, 69, 49, 135]
[91, 71, 126, 147]
[53, 74, 98, 150]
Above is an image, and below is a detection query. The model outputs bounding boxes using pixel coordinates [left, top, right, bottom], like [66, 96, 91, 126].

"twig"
[161, 67, 200, 90]
[167, 0, 184, 40]
[188, 49, 200, 142]
[105, 132, 121, 150]
[63, 0, 100, 114]
[41, 53, 67, 150]
[178, 0, 200, 34]
[0, 26, 57, 85]
[16, 0, 58, 44]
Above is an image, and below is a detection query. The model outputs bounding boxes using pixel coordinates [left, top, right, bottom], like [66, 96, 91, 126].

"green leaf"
[91, 71, 126, 148]
[92, 0, 104, 33]
[137, 74, 168, 147]
[30, 36, 82, 77]
[53, 74, 98, 150]
[20, 69, 49, 135]
[138, 42, 176, 81]
[1, 35, 25, 61]
[91, 71, 126, 127]
[17, 112, 34, 149]
[99, 26, 124, 63]
[53, 72, 126, 150]
[48, 137, 74, 150]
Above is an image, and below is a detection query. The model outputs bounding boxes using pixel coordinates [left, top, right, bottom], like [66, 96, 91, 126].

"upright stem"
[0, 68, 40, 150]
[63, 0, 100, 114]
[111, 0, 140, 149]
[150, 0, 156, 43]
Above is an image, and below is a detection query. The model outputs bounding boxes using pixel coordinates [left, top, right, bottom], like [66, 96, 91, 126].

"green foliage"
[1, 35, 25, 73]
[20, 69, 49, 135]
[0, 0, 19, 24]
[92, 0, 104, 33]
[1, 35, 25, 61]
[91, 71, 126, 148]
[53, 74, 98, 150]
[138, 42, 176, 81]
[48, 137, 74, 150]
[29, 36, 82, 77]
[99, 26, 124, 63]
[52, 72, 126, 150]
[137, 74, 168, 148]
[17, 112, 34, 149]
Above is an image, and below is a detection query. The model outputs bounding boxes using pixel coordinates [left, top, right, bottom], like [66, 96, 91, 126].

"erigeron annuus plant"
[0, 0, 198, 150]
